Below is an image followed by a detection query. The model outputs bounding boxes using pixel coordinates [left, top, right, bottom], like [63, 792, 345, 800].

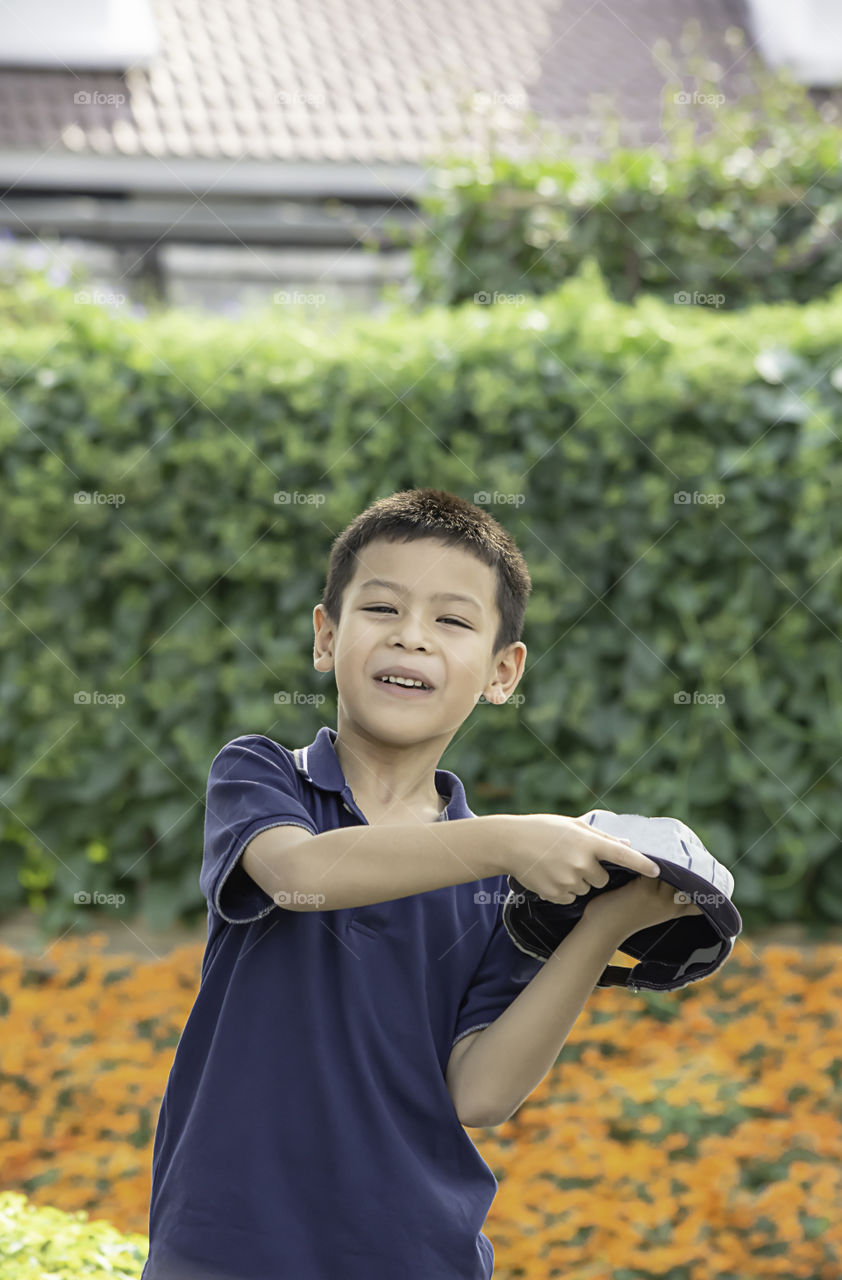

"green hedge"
[1, 258, 840, 935]
[403, 57, 842, 309]
[0, 1191, 146, 1278]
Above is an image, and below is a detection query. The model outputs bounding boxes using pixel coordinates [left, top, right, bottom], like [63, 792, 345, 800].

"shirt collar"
[292, 725, 472, 819]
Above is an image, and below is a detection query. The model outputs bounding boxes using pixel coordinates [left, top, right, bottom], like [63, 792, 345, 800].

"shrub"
[0, 1189, 146, 1279]
[404, 43, 842, 310]
[2, 261, 842, 932]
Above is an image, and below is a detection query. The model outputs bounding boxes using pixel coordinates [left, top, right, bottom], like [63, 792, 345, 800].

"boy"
[141, 487, 688, 1280]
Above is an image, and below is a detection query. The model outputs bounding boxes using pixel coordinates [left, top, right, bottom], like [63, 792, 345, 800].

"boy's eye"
[363, 606, 470, 628]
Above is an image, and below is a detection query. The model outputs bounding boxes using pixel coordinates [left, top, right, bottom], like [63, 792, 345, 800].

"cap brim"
[600, 856, 742, 940]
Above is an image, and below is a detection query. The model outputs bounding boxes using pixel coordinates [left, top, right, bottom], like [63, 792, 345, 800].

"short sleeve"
[200, 735, 318, 925]
[451, 884, 544, 1046]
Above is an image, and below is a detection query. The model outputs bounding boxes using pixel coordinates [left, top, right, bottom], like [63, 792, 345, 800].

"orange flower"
[2, 936, 841, 1279]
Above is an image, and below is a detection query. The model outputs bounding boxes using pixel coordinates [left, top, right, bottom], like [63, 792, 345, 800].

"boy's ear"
[484, 640, 526, 704]
[312, 603, 335, 673]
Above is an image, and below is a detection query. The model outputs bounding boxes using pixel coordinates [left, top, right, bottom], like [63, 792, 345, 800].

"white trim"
[744, 0, 842, 87]
[0, 0, 160, 69]
[0, 152, 432, 198]
[451, 1022, 493, 1047]
[293, 746, 310, 779]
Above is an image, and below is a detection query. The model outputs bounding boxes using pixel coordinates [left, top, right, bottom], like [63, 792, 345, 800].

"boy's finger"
[601, 843, 660, 877]
[576, 815, 660, 876]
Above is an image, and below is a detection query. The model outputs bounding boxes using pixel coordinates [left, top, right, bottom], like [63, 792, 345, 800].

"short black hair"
[320, 488, 532, 656]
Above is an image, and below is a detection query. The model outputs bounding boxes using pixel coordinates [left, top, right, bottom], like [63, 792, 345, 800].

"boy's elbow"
[455, 1087, 508, 1130]
[241, 826, 316, 910]
[279, 843, 319, 911]
[461, 1106, 506, 1129]
[463, 1096, 520, 1128]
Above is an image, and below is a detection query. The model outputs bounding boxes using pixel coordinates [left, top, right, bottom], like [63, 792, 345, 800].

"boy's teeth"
[378, 675, 428, 688]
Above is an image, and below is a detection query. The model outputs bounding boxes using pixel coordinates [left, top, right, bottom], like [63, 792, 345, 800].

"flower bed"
[0, 936, 838, 1279]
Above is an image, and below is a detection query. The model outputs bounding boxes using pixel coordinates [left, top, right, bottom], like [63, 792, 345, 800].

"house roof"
[0, 0, 781, 188]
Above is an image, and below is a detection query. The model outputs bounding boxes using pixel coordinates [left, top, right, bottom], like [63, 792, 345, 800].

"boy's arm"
[242, 814, 519, 911]
[446, 1030, 485, 1123]
[445, 910, 629, 1129]
[243, 810, 648, 914]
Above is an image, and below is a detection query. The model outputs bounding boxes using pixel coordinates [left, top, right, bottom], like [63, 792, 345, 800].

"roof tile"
[0, 0, 836, 167]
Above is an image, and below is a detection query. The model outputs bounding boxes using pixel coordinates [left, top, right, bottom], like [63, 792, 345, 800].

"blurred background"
[2, 0, 842, 314]
[1, 3, 841, 1278]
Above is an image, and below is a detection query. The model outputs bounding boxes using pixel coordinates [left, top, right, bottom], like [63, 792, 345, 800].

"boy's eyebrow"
[357, 577, 483, 611]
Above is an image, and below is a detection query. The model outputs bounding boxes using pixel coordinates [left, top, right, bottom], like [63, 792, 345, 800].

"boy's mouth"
[373, 676, 435, 698]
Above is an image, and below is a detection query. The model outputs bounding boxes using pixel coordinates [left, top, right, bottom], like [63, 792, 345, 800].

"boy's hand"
[582, 869, 704, 940]
[507, 814, 660, 905]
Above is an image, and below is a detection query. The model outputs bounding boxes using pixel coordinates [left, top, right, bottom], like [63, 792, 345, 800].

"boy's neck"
[352, 791, 447, 826]
[329, 723, 451, 824]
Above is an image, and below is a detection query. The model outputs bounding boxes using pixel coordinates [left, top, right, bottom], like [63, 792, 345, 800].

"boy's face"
[313, 536, 526, 740]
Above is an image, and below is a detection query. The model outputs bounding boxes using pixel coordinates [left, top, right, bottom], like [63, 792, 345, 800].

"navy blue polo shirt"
[141, 725, 542, 1280]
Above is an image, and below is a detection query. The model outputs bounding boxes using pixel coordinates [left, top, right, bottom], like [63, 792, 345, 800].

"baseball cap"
[501, 810, 742, 992]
